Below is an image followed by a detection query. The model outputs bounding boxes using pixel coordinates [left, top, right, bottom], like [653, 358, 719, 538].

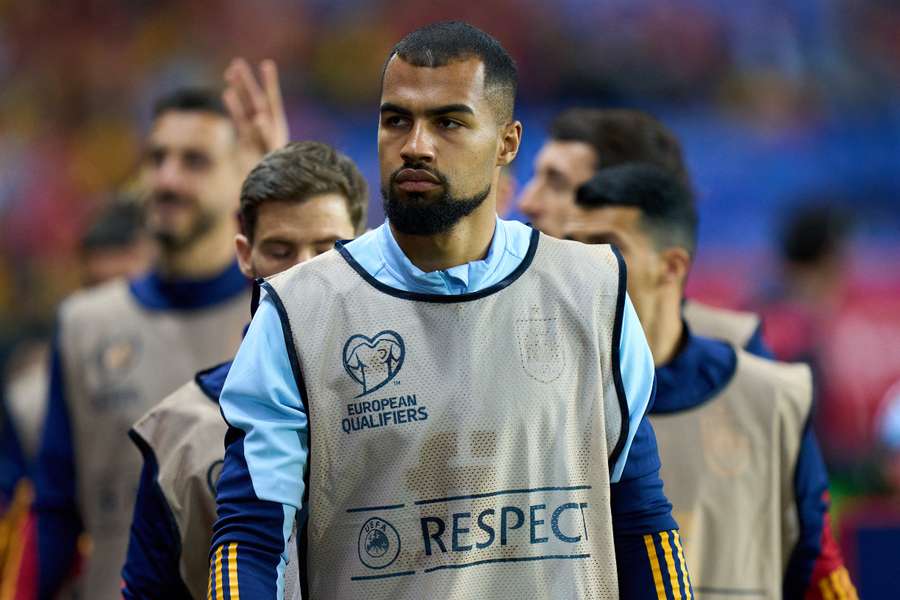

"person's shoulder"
[58, 277, 133, 322]
[132, 379, 223, 450]
[683, 300, 761, 348]
[733, 350, 813, 420]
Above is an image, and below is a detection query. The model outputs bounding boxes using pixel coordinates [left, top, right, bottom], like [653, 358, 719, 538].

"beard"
[146, 191, 219, 251]
[382, 165, 491, 236]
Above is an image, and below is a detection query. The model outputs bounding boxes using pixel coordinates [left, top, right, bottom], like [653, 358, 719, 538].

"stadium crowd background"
[0, 0, 898, 590]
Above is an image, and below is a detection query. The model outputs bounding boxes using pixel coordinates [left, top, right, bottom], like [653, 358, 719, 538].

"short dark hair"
[576, 162, 697, 255]
[550, 109, 690, 187]
[81, 200, 144, 252]
[779, 203, 851, 266]
[385, 21, 517, 121]
[240, 141, 369, 241]
[152, 88, 227, 120]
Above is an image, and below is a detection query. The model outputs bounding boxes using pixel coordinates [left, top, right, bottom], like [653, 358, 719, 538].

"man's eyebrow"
[424, 104, 474, 117]
[379, 103, 475, 117]
[380, 102, 411, 116]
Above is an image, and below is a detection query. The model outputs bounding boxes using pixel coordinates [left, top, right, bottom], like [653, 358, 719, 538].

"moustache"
[390, 163, 447, 187]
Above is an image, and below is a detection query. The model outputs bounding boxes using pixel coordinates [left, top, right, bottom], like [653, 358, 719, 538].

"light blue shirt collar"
[343, 217, 534, 295]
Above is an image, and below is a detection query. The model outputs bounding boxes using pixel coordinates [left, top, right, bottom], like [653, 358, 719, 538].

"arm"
[208, 297, 308, 600]
[120, 436, 193, 600]
[783, 425, 858, 599]
[611, 296, 693, 599]
[28, 334, 82, 598]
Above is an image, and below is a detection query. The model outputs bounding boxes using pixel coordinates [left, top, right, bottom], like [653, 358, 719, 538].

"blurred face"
[236, 193, 356, 279]
[141, 111, 243, 249]
[518, 140, 596, 237]
[379, 56, 517, 235]
[564, 205, 662, 322]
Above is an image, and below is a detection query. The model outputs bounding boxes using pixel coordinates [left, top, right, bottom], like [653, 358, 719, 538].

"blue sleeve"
[744, 323, 775, 359]
[783, 424, 853, 597]
[209, 295, 308, 600]
[0, 401, 27, 508]
[32, 333, 81, 597]
[615, 529, 694, 599]
[121, 436, 193, 599]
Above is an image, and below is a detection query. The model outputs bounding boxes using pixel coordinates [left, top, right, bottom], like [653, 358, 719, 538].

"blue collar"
[374, 217, 517, 295]
[195, 360, 234, 402]
[128, 261, 248, 311]
[652, 327, 738, 414]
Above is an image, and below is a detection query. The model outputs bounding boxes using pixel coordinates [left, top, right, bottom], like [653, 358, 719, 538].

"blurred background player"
[23, 67, 288, 600]
[121, 140, 369, 599]
[0, 198, 152, 593]
[567, 163, 856, 598]
[208, 22, 690, 599]
[518, 107, 771, 355]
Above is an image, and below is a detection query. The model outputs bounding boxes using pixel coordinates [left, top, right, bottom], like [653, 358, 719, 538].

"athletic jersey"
[210, 219, 691, 600]
[650, 332, 857, 599]
[30, 263, 250, 600]
[682, 300, 771, 358]
[122, 361, 302, 600]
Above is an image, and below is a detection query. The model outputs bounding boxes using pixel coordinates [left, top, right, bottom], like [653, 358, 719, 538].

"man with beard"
[25, 71, 287, 600]
[208, 22, 690, 600]
[519, 108, 771, 355]
[567, 164, 856, 599]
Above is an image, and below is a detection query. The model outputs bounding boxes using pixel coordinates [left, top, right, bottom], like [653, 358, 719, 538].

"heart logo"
[342, 330, 406, 397]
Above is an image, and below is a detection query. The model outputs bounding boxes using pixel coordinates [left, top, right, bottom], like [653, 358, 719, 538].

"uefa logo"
[342, 330, 405, 397]
[357, 517, 401, 570]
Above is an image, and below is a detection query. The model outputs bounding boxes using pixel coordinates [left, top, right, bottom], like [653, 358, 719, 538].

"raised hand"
[223, 58, 290, 171]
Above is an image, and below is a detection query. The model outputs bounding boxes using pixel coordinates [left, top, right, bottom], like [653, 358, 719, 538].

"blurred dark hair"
[240, 141, 368, 241]
[550, 109, 690, 187]
[576, 162, 697, 255]
[81, 201, 145, 252]
[779, 203, 852, 265]
[385, 21, 517, 121]
[152, 88, 227, 119]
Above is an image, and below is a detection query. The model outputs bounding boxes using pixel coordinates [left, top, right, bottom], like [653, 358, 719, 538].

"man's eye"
[145, 149, 165, 167]
[183, 152, 211, 170]
[438, 118, 461, 130]
[384, 115, 409, 128]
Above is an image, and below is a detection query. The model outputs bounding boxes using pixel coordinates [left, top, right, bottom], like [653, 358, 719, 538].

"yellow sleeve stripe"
[214, 544, 224, 600]
[672, 531, 693, 600]
[227, 542, 240, 600]
[643, 534, 667, 600]
[819, 573, 836, 600]
[659, 531, 683, 600]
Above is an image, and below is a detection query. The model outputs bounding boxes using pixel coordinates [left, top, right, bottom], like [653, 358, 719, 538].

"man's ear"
[659, 246, 691, 288]
[235, 233, 255, 279]
[497, 120, 522, 167]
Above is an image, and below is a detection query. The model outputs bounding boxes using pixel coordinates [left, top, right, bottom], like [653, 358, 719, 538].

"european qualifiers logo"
[343, 330, 405, 397]
[341, 330, 429, 434]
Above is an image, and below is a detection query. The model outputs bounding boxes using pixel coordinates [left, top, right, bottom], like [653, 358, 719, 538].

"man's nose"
[518, 183, 542, 217]
[400, 121, 435, 164]
[153, 156, 182, 189]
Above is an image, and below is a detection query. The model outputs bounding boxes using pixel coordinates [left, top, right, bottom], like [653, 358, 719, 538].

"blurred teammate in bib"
[518, 108, 770, 355]
[24, 67, 288, 600]
[566, 163, 856, 599]
[208, 22, 691, 600]
[121, 140, 367, 599]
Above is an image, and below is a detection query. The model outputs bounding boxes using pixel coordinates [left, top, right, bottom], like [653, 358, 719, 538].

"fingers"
[222, 87, 254, 142]
[261, 60, 285, 124]
[231, 58, 269, 118]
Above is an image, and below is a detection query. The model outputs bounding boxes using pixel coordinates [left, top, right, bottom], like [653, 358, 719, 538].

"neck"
[390, 199, 498, 273]
[644, 291, 685, 367]
[156, 219, 237, 280]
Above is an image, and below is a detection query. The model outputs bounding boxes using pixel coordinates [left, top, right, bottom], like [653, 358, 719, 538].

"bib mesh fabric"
[266, 234, 627, 599]
[650, 351, 812, 595]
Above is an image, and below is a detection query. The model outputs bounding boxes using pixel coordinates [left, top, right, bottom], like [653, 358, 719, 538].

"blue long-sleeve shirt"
[210, 218, 690, 599]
